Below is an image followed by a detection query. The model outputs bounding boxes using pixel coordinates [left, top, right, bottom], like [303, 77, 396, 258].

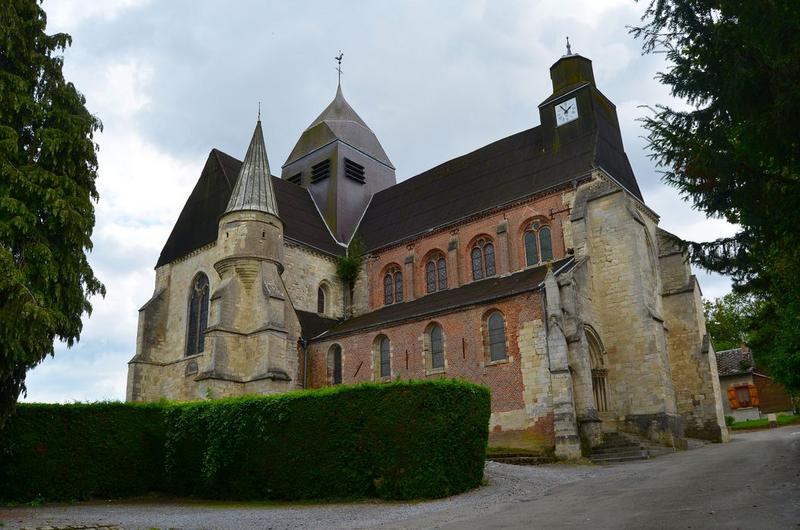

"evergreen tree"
[0, 0, 103, 426]
[633, 1, 800, 390]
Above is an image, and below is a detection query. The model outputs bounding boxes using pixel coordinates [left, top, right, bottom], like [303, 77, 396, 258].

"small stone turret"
[202, 119, 296, 394]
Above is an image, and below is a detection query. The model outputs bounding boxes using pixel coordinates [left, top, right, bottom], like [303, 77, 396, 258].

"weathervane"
[258, 101, 261, 121]
[566, 36, 572, 56]
[335, 50, 344, 85]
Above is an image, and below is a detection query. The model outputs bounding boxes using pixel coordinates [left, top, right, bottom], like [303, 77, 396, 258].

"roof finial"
[566, 36, 573, 56]
[257, 101, 261, 122]
[335, 50, 343, 86]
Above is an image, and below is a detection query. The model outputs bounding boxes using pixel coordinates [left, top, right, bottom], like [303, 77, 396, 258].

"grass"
[730, 413, 800, 430]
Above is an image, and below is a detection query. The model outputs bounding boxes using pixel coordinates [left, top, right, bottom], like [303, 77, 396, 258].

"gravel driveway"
[0, 462, 620, 530]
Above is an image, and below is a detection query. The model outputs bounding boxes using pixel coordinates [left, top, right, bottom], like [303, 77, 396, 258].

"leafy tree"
[0, 0, 103, 426]
[632, 1, 800, 390]
[703, 292, 758, 352]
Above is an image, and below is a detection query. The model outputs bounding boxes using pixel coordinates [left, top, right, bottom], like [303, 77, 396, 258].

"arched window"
[425, 254, 447, 294]
[523, 221, 554, 266]
[186, 273, 210, 356]
[471, 237, 496, 280]
[487, 311, 507, 362]
[317, 285, 326, 314]
[375, 335, 391, 379]
[383, 266, 403, 305]
[430, 324, 444, 370]
[328, 344, 342, 385]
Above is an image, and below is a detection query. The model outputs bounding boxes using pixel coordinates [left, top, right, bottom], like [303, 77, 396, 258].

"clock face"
[555, 97, 578, 126]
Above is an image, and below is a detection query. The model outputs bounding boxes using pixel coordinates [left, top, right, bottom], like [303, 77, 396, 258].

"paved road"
[1, 427, 797, 529]
[392, 427, 800, 529]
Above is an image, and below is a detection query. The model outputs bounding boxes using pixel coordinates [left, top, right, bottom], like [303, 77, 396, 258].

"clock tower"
[537, 50, 637, 194]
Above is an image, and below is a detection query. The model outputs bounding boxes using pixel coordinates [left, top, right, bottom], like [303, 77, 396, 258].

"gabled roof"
[716, 348, 754, 377]
[284, 85, 393, 168]
[310, 257, 575, 341]
[354, 94, 641, 252]
[156, 149, 344, 267]
[225, 120, 279, 216]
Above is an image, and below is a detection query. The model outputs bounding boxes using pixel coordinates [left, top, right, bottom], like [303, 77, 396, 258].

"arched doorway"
[586, 327, 610, 415]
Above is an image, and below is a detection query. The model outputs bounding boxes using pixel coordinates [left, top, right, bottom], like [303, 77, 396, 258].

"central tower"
[281, 84, 396, 243]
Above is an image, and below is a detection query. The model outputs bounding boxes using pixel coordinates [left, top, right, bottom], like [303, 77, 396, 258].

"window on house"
[471, 237, 496, 280]
[524, 222, 554, 266]
[727, 384, 760, 409]
[186, 273, 210, 356]
[430, 324, 444, 370]
[329, 344, 342, 385]
[487, 311, 507, 362]
[736, 386, 752, 408]
[317, 286, 326, 314]
[377, 336, 391, 378]
[426, 255, 447, 294]
[383, 267, 403, 305]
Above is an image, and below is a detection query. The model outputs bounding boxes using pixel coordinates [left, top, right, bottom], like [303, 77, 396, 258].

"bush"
[163, 379, 490, 500]
[725, 415, 735, 426]
[0, 402, 166, 502]
[0, 379, 490, 502]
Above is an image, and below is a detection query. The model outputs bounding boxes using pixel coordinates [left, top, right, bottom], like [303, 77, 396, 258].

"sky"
[23, 0, 739, 403]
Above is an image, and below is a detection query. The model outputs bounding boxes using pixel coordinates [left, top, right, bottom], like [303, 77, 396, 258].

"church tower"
[281, 84, 396, 243]
[202, 118, 296, 393]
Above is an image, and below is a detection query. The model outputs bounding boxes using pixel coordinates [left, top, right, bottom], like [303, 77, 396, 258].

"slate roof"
[355, 100, 641, 251]
[284, 85, 393, 168]
[156, 149, 343, 267]
[716, 348, 755, 377]
[225, 120, 279, 216]
[295, 310, 340, 340]
[309, 257, 575, 341]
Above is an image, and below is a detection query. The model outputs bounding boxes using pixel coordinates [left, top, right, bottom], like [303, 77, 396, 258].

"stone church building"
[127, 52, 729, 457]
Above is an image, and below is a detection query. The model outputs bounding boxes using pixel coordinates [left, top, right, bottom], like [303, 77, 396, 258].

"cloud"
[23, 0, 736, 403]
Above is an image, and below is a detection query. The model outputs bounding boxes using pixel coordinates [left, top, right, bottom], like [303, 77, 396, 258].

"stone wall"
[283, 242, 345, 318]
[128, 234, 337, 402]
[570, 175, 681, 445]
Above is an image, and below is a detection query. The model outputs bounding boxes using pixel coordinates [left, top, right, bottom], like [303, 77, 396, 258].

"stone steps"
[590, 432, 674, 464]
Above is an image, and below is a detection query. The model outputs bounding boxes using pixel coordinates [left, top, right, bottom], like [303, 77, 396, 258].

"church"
[126, 51, 729, 457]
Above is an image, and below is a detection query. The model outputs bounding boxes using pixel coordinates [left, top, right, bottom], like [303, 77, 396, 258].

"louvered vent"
[287, 173, 301, 185]
[344, 158, 366, 184]
[311, 159, 331, 183]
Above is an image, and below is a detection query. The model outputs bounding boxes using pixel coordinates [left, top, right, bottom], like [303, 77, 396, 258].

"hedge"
[0, 379, 490, 502]
[0, 401, 167, 501]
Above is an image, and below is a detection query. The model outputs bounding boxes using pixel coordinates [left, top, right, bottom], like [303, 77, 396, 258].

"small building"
[716, 347, 795, 421]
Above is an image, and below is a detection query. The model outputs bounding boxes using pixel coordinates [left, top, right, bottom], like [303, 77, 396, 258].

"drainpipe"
[300, 338, 309, 389]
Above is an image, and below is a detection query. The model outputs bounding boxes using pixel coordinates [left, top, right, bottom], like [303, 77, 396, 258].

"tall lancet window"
[186, 273, 210, 356]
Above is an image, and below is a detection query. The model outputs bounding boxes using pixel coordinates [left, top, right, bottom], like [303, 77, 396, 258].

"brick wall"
[308, 290, 555, 450]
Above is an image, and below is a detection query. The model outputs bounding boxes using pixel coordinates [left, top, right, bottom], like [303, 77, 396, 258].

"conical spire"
[225, 119, 279, 216]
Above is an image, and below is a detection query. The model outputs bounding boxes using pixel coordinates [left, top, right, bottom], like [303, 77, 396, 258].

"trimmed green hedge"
[0, 379, 490, 502]
[0, 401, 167, 501]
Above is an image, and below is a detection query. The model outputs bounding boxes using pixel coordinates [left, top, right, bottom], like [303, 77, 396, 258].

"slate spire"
[225, 119, 279, 216]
